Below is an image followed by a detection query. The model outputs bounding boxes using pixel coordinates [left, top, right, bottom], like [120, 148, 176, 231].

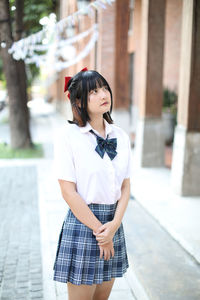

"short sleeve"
[124, 136, 133, 179]
[53, 129, 76, 183]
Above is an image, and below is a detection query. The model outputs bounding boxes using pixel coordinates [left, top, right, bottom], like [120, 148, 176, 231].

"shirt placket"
[104, 152, 116, 200]
[89, 126, 116, 202]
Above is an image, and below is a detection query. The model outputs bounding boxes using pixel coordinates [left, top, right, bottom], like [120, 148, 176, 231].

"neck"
[88, 115, 105, 133]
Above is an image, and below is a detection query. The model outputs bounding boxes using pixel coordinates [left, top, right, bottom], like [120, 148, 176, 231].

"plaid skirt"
[53, 201, 129, 285]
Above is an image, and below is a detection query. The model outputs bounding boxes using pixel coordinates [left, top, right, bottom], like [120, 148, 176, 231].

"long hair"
[66, 70, 114, 127]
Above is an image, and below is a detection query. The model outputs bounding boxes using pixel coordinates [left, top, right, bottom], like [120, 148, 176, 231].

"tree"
[0, 0, 58, 149]
[0, 0, 32, 149]
[15, 0, 30, 125]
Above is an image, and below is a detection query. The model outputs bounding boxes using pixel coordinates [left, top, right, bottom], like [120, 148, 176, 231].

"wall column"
[134, 0, 166, 167]
[97, 2, 116, 102]
[97, 1, 130, 132]
[170, 0, 200, 196]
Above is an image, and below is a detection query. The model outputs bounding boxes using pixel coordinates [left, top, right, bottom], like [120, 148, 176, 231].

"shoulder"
[53, 122, 79, 143]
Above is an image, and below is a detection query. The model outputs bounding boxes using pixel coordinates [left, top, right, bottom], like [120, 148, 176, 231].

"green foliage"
[0, 59, 5, 82]
[0, 142, 44, 158]
[163, 88, 178, 127]
[163, 88, 177, 115]
[0, 0, 58, 86]
[26, 64, 40, 88]
[23, 0, 57, 35]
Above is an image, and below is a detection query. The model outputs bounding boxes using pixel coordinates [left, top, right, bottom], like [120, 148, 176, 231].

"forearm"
[62, 190, 103, 232]
[112, 181, 130, 230]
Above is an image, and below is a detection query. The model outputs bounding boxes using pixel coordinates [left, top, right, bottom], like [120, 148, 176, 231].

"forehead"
[87, 76, 108, 91]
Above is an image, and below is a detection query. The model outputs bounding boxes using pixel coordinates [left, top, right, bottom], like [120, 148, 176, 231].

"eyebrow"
[89, 85, 108, 94]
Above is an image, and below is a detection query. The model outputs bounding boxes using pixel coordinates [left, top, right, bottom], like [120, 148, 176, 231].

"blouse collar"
[80, 118, 113, 137]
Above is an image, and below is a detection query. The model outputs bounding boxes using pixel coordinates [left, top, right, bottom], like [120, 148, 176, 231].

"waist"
[88, 201, 118, 211]
[67, 201, 119, 223]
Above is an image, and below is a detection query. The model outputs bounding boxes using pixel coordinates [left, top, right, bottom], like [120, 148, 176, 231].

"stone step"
[123, 200, 200, 300]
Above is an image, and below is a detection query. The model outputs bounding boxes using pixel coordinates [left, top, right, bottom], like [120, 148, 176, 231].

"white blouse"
[53, 118, 133, 205]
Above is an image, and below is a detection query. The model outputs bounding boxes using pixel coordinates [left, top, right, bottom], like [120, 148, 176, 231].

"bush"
[163, 88, 177, 125]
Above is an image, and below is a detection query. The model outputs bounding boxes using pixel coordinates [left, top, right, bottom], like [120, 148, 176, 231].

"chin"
[102, 109, 109, 114]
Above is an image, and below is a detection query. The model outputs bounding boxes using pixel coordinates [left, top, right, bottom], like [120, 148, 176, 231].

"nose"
[100, 88, 106, 98]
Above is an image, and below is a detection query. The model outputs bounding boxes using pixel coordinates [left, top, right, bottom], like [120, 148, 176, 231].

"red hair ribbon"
[64, 67, 88, 99]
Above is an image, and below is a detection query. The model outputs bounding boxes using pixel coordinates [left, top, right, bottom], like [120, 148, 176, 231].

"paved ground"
[0, 165, 43, 300]
[130, 162, 200, 266]
[123, 200, 200, 300]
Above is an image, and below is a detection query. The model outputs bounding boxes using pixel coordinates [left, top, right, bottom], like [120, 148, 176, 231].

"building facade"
[51, 0, 200, 196]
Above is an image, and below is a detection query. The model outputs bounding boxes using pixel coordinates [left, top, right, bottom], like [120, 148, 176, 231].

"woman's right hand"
[99, 240, 115, 260]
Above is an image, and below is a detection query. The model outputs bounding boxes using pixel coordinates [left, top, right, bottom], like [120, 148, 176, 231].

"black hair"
[66, 70, 114, 127]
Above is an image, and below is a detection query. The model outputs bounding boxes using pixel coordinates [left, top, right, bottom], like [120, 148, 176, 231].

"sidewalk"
[130, 154, 200, 265]
[127, 152, 200, 299]
[0, 164, 43, 300]
[123, 198, 200, 299]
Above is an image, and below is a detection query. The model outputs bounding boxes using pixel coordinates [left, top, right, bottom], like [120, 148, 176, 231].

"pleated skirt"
[53, 201, 129, 285]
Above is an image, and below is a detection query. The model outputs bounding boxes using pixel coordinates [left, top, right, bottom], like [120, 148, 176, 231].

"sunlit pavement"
[0, 165, 43, 300]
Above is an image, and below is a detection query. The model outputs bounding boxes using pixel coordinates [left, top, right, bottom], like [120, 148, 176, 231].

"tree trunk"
[0, 0, 32, 149]
[15, 0, 31, 131]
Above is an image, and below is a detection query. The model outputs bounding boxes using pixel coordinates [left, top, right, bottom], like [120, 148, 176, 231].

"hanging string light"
[8, 0, 115, 68]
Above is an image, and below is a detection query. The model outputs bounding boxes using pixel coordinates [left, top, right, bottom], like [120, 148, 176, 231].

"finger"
[99, 247, 103, 259]
[96, 236, 104, 241]
[106, 249, 110, 261]
[98, 227, 106, 234]
[96, 232, 105, 238]
[98, 240, 106, 246]
[97, 237, 105, 242]
[104, 249, 108, 261]
[94, 230, 104, 236]
[98, 241, 107, 246]
[107, 250, 110, 261]
[93, 230, 101, 235]
[111, 247, 115, 258]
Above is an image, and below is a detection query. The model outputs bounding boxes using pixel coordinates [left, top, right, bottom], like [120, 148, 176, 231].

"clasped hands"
[93, 221, 117, 261]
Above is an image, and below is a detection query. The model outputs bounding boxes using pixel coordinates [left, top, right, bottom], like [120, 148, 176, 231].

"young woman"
[53, 67, 132, 300]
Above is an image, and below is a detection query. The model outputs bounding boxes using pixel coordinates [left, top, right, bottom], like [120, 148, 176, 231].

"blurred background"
[0, 0, 200, 300]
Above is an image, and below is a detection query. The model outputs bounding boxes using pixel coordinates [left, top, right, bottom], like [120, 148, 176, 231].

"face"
[87, 85, 111, 117]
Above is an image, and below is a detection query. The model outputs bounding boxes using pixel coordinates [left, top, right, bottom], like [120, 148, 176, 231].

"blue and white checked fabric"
[53, 202, 129, 285]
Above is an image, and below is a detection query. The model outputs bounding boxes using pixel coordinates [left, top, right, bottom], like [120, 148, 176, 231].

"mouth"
[101, 102, 109, 106]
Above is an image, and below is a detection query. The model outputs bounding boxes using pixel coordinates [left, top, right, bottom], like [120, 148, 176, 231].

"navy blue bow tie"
[89, 129, 117, 160]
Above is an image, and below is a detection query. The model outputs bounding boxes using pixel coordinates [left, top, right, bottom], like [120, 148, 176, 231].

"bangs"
[87, 74, 108, 92]
[82, 71, 109, 94]
[75, 70, 111, 100]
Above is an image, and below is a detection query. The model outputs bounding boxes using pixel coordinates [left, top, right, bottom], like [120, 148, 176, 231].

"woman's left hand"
[93, 221, 118, 245]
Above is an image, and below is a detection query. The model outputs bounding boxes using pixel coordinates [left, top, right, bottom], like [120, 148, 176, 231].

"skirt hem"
[53, 265, 129, 285]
